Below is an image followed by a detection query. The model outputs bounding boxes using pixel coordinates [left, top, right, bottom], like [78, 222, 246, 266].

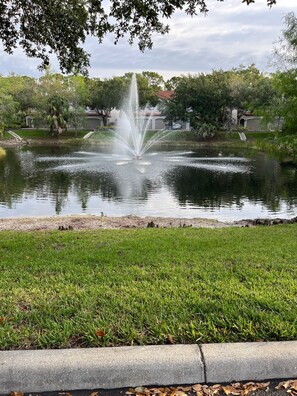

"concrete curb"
[1, 341, 297, 393]
[201, 341, 297, 383]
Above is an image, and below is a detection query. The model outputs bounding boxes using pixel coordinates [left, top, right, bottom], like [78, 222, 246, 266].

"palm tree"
[47, 95, 69, 137]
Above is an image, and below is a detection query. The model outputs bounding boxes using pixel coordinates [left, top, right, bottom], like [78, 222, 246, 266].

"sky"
[0, 0, 295, 80]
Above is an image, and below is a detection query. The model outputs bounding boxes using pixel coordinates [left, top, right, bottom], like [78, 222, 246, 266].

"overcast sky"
[0, 0, 294, 80]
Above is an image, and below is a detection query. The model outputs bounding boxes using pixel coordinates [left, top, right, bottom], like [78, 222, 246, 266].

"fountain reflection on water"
[113, 74, 170, 159]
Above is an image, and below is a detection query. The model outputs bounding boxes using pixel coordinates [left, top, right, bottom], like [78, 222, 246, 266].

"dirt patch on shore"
[1, 215, 296, 231]
[0, 215, 239, 231]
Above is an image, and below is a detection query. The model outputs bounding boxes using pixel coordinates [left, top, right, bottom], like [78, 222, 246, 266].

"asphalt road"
[2, 380, 293, 396]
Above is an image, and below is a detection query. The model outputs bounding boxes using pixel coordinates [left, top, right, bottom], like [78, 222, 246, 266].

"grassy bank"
[1, 128, 279, 151]
[254, 134, 297, 164]
[1, 225, 297, 350]
[2, 129, 96, 140]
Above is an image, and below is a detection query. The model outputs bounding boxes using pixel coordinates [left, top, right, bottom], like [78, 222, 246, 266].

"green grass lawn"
[1, 225, 297, 350]
[3, 129, 91, 139]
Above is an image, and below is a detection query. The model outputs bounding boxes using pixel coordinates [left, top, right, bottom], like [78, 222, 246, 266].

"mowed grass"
[0, 225, 297, 349]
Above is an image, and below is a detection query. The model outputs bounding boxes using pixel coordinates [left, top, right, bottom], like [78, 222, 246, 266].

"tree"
[2, 75, 39, 126]
[10, 76, 39, 114]
[34, 69, 71, 134]
[165, 71, 232, 137]
[270, 12, 297, 133]
[0, 76, 20, 134]
[0, 91, 19, 135]
[47, 95, 69, 137]
[142, 71, 164, 91]
[0, 0, 276, 74]
[269, 70, 297, 134]
[122, 72, 164, 107]
[88, 77, 126, 126]
[273, 12, 297, 70]
[227, 65, 276, 125]
[67, 75, 89, 136]
[165, 76, 183, 90]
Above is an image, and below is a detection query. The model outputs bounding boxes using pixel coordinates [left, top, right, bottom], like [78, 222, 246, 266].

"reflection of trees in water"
[0, 149, 27, 208]
[40, 172, 153, 212]
[0, 149, 119, 213]
[30, 171, 121, 214]
[0, 148, 155, 213]
[1, 147, 297, 215]
[48, 173, 72, 214]
[71, 172, 121, 211]
[164, 157, 297, 212]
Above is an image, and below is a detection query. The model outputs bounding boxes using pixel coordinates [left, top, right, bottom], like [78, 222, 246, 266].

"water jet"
[114, 74, 170, 159]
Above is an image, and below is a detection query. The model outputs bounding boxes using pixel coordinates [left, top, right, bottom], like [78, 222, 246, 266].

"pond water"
[1, 144, 297, 220]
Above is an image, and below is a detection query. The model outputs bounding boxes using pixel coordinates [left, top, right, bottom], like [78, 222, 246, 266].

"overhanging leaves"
[0, 0, 276, 74]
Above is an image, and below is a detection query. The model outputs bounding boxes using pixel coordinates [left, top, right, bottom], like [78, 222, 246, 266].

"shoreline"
[0, 214, 236, 231]
[0, 214, 296, 231]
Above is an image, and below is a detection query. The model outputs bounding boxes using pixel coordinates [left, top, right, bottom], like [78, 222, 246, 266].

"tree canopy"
[164, 70, 233, 136]
[273, 12, 297, 70]
[0, 0, 276, 74]
[270, 12, 297, 133]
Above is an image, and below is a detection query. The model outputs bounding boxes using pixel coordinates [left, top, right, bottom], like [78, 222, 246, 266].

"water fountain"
[1, 74, 263, 219]
[113, 74, 170, 159]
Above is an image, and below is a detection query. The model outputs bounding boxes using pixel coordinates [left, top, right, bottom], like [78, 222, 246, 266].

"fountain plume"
[114, 74, 170, 159]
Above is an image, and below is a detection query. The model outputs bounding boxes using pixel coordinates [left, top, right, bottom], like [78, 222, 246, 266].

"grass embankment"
[1, 128, 280, 148]
[3, 129, 98, 140]
[254, 134, 297, 164]
[1, 225, 297, 350]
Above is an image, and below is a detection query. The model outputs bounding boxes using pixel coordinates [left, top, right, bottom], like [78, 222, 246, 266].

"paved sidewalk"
[1, 341, 297, 394]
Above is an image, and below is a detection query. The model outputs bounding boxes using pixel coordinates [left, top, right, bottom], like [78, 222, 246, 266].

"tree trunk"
[102, 115, 108, 126]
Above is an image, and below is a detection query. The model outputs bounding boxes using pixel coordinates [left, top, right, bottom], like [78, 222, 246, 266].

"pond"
[1, 144, 297, 220]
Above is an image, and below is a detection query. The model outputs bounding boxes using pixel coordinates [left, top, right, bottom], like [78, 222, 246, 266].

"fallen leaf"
[255, 382, 270, 390]
[95, 330, 106, 337]
[174, 392, 187, 396]
[210, 384, 222, 394]
[211, 385, 222, 390]
[10, 393, 24, 396]
[0, 317, 5, 324]
[167, 335, 174, 344]
[276, 381, 293, 390]
[204, 388, 214, 396]
[135, 387, 146, 394]
[90, 392, 99, 396]
[243, 383, 257, 393]
[222, 386, 241, 396]
[192, 385, 203, 391]
[243, 382, 255, 388]
[231, 384, 242, 390]
[291, 381, 297, 391]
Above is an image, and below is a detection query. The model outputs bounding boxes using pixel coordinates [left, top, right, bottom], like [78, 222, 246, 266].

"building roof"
[155, 90, 175, 100]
